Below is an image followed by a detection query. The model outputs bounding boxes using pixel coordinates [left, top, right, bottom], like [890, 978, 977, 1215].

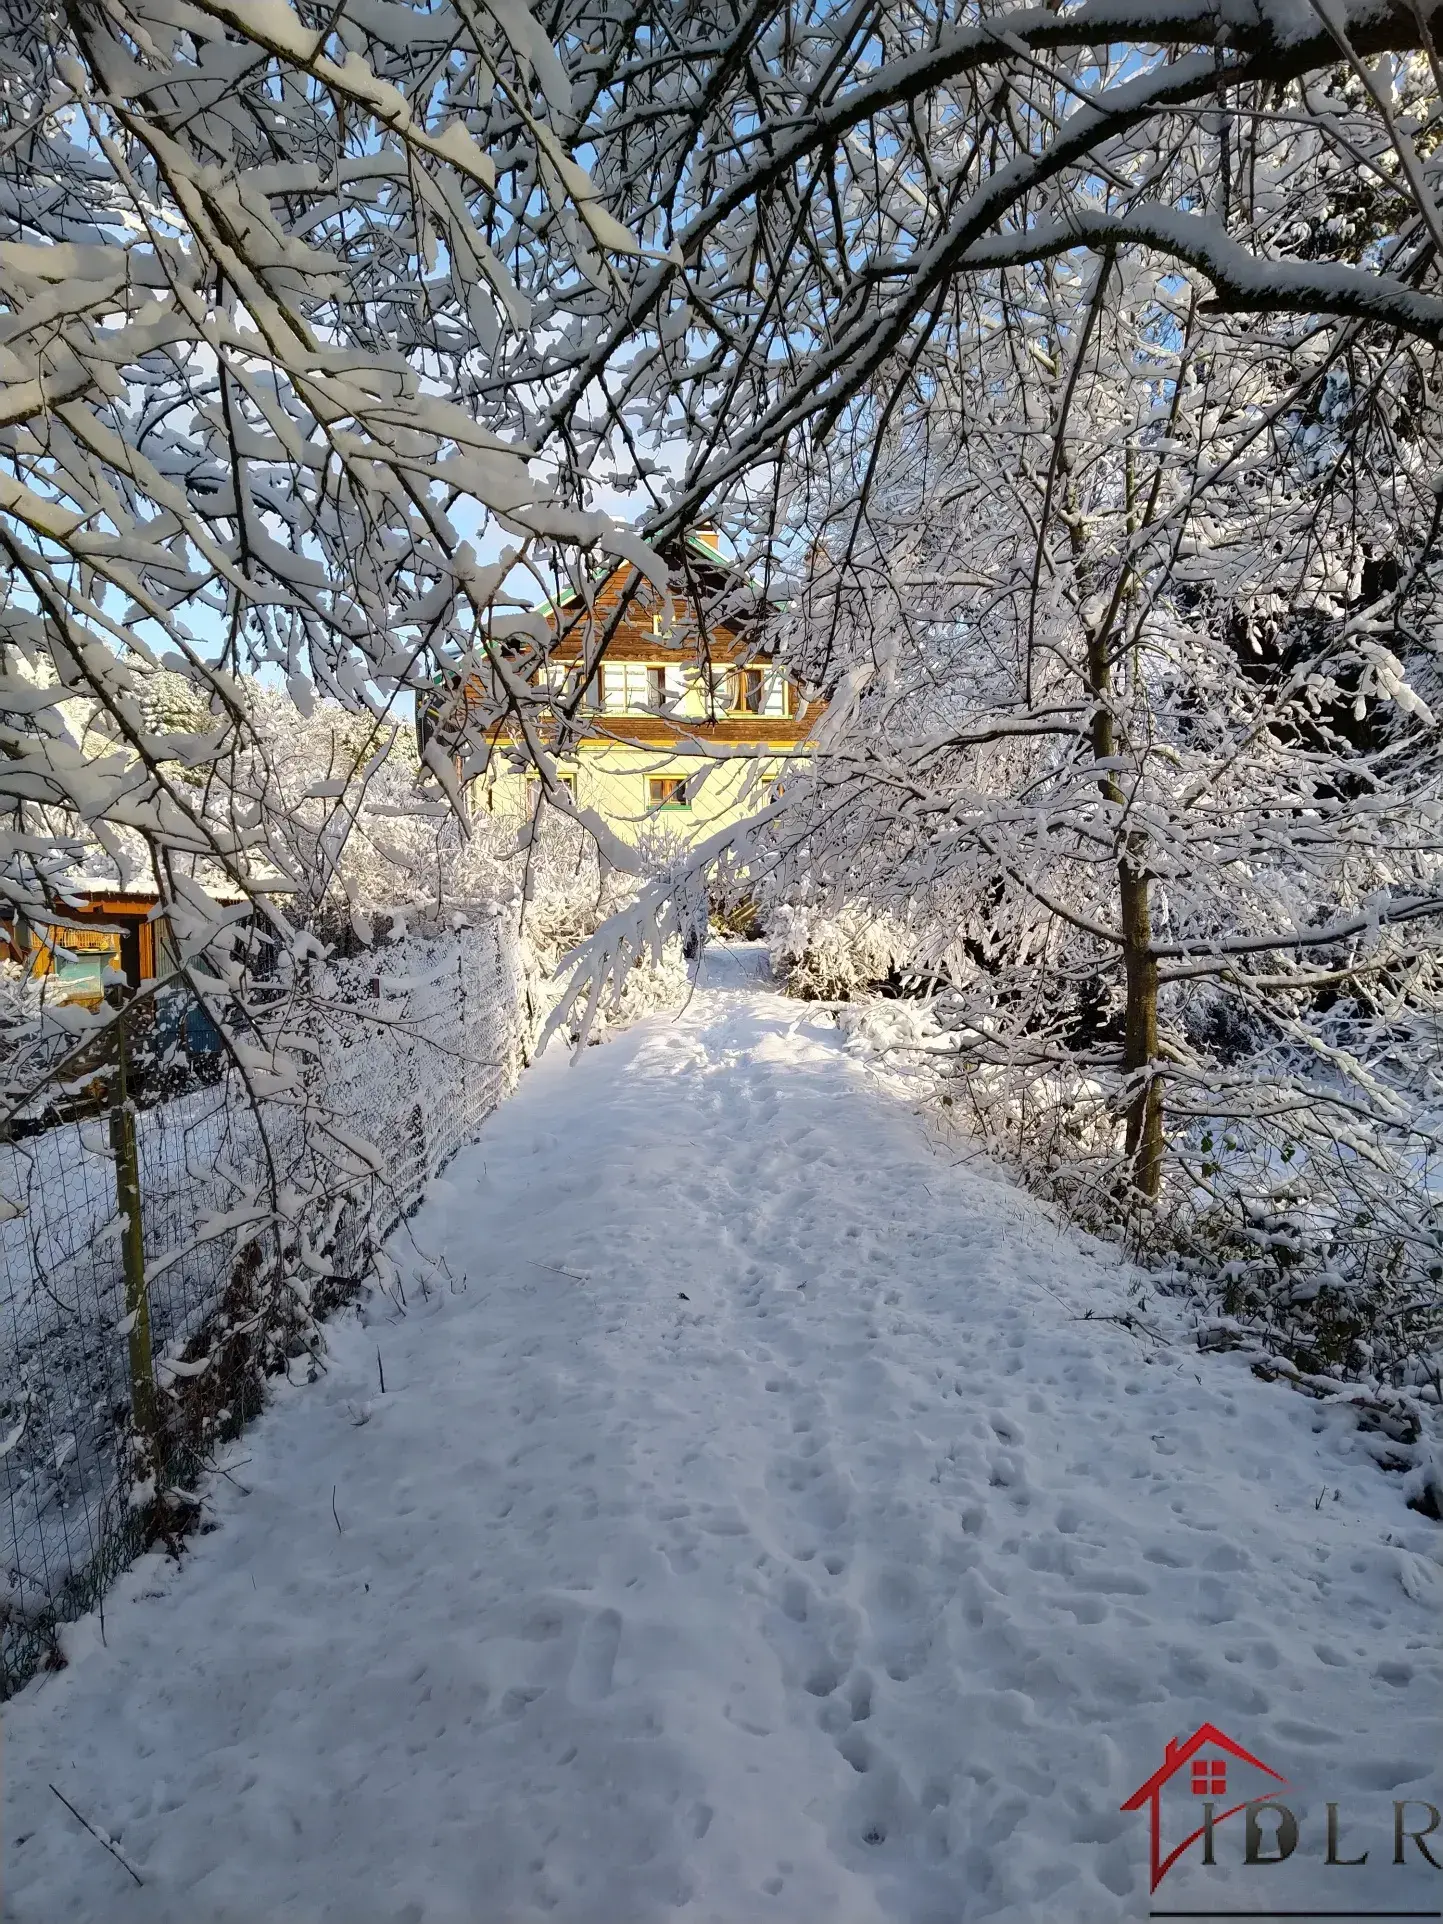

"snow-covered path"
[6, 951, 1440, 1924]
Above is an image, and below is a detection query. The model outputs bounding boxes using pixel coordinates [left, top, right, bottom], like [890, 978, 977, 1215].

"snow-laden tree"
[737, 241, 1443, 1384]
[507, 6, 1443, 1392]
[0, 0, 669, 1028]
[454, 0, 1443, 963]
[367, 0, 1443, 819]
[480, 0, 1443, 523]
[227, 686, 666, 994]
[4, 0, 1443, 1383]
[0, 0, 689, 1580]
[10, 0, 1443, 955]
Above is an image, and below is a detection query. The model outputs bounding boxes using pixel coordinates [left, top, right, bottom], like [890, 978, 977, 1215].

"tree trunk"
[1086, 615, 1165, 1202]
[1119, 856, 1164, 1200]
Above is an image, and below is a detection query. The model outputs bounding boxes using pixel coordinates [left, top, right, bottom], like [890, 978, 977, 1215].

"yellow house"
[468, 532, 817, 844]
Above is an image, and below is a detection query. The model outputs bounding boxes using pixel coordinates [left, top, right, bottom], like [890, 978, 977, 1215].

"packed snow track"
[5, 948, 1439, 1923]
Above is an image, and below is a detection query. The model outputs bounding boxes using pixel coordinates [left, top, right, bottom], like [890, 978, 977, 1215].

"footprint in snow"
[570, 1608, 622, 1702]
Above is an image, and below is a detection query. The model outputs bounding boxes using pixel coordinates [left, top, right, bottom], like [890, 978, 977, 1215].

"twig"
[205, 1458, 253, 1497]
[49, 1785, 143, 1887]
[528, 1259, 586, 1282]
[331, 1484, 343, 1534]
[1075, 1307, 1171, 1345]
[376, 1346, 385, 1395]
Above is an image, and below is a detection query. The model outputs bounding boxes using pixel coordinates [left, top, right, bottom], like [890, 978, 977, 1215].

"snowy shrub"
[710, 210, 1443, 1410]
[1174, 1122, 1443, 1394]
[768, 906, 905, 1001]
[495, 812, 696, 1050]
[0, 917, 527, 1696]
[835, 997, 938, 1059]
[577, 935, 693, 1043]
[835, 989, 1443, 1398]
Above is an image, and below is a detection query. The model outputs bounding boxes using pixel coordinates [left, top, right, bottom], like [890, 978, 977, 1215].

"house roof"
[13, 882, 253, 918]
[532, 527, 768, 620]
[1121, 1723, 1285, 1809]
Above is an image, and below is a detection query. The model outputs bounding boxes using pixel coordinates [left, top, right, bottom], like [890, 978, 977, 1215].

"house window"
[648, 776, 688, 809]
[647, 666, 672, 711]
[603, 663, 653, 712]
[729, 667, 765, 714]
[527, 772, 577, 811]
[1191, 1760, 1226, 1797]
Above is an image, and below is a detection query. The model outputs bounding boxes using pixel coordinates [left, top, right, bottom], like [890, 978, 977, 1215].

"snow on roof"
[531, 528, 765, 620]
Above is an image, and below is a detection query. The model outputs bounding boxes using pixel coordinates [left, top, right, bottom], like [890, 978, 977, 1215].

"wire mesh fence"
[0, 911, 526, 1696]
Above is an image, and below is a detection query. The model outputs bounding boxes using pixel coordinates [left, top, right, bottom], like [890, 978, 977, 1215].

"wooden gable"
[445, 534, 821, 756]
[543, 543, 767, 667]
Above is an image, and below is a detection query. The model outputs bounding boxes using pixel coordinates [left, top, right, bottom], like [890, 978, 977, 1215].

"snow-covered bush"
[467, 807, 695, 1050]
[0, 913, 527, 1694]
[726, 229, 1443, 1400]
[578, 935, 692, 1042]
[829, 977, 1443, 1395]
[768, 906, 905, 1002]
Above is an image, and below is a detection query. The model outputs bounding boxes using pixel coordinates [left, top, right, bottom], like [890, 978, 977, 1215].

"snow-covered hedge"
[832, 993, 1443, 1414]
[0, 914, 526, 1696]
[767, 905, 905, 1001]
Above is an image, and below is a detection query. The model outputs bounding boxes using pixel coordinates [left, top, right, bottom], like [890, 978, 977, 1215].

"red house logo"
[1122, 1721, 1288, 1892]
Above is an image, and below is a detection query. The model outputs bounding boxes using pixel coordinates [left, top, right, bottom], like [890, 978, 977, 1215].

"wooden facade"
[471, 533, 817, 840]
[2, 890, 176, 1005]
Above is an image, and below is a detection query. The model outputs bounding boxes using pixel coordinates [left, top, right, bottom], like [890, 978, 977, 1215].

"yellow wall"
[480, 741, 800, 846]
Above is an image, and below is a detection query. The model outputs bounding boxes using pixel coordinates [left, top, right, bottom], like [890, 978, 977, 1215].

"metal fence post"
[458, 947, 468, 1127]
[109, 1004, 159, 1480]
